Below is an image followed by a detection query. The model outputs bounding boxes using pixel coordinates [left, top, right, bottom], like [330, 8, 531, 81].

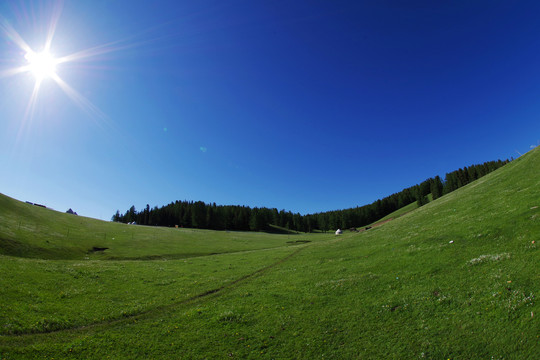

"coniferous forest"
[112, 159, 510, 232]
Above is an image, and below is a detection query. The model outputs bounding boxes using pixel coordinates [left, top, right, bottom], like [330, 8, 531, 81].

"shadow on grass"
[286, 240, 311, 244]
[0, 236, 76, 259]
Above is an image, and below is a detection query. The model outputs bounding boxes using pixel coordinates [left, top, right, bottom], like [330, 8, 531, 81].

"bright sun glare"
[24, 50, 57, 80]
[0, 1, 121, 122]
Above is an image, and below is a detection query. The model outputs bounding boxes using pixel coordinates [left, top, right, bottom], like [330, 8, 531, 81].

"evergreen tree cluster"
[112, 202, 306, 232]
[441, 159, 509, 194]
[112, 159, 509, 232]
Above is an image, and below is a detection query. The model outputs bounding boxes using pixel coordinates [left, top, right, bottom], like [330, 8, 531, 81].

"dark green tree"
[112, 210, 121, 222]
[430, 176, 443, 200]
[190, 203, 199, 227]
[249, 208, 266, 231]
[416, 187, 428, 207]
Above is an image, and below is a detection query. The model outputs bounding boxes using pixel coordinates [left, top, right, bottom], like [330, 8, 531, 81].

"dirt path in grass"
[355, 218, 394, 233]
[372, 218, 394, 228]
[4, 245, 309, 337]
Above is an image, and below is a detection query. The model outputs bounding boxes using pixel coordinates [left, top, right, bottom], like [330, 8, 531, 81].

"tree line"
[112, 159, 510, 232]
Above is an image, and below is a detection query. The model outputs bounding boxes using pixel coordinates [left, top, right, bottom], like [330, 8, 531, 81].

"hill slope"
[0, 147, 538, 358]
[0, 194, 329, 260]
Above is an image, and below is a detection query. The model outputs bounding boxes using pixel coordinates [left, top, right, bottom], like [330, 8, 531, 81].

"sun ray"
[0, 18, 32, 54]
[43, 0, 63, 52]
[56, 40, 130, 64]
[17, 79, 42, 142]
[54, 18, 175, 65]
[51, 73, 107, 121]
[25, 79, 42, 117]
[56, 35, 155, 65]
[0, 66, 30, 79]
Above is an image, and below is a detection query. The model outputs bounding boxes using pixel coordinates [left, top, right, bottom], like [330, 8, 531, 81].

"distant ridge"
[112, 158, 510, 232]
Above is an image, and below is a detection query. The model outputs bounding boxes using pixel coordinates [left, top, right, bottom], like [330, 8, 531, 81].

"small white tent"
[335, 229, 342, 235]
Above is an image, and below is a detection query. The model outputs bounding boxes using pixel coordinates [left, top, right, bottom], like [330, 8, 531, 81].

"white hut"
[335, 229, 343, 235]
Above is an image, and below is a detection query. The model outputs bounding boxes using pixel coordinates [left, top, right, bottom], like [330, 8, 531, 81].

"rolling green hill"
[0, 147, 538, 359]
[0, 195, 328, 260]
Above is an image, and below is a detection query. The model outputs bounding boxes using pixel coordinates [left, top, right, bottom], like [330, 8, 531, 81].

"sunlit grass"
[0, 196, 327, 260]
[0, 148, 538, 358]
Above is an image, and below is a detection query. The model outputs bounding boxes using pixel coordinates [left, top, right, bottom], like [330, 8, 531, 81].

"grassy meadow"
[0, 147, 539, 359]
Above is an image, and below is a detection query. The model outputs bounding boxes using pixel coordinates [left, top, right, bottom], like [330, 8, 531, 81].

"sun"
[24, 49, 58, 80]
[0, 7, 110, 120]
[1, 1, 135, 122]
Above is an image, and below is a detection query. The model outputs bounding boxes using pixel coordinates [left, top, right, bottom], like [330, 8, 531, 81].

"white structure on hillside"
[335, 229, 342, 235]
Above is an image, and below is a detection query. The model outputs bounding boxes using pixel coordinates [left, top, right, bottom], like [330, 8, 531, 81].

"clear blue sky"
[1, 1, 539, 220]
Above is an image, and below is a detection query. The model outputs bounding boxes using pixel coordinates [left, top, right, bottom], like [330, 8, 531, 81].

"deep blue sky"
[1, 1, 539, 220]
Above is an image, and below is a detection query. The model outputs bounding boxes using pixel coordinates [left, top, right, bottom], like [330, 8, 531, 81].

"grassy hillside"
[0, 148, 538, 359]
[369, 194, 434, 225]
[0, 196, 328, 260]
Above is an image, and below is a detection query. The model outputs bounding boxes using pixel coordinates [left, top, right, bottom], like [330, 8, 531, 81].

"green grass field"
[1, 147, 538, 359]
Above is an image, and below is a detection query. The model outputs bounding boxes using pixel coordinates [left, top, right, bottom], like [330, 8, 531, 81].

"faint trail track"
[4, 245, 309, 337]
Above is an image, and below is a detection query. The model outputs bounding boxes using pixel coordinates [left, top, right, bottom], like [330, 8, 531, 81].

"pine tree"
[112, 210, 121, 222]
[430, 176, 443, 200]
[127, 206, 136, 223]
[249, 208, 266, 231]
[416, 187, 428, 207]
